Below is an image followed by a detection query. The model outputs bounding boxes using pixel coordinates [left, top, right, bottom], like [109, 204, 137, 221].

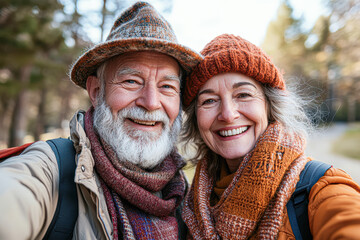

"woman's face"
[196, 72, 269, 163]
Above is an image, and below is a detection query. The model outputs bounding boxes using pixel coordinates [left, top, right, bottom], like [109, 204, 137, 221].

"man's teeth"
[133, 119, 156, 126]
[219, 127, 248, 137]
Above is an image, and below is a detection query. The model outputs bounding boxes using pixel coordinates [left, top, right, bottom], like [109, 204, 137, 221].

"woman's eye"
[202, 99, 215, 105]
[237, 93, 251, 98]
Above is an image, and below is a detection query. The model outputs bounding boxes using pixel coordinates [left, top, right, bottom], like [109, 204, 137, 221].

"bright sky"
[81, 0, 328, 52]
[167, 0, 327, 51]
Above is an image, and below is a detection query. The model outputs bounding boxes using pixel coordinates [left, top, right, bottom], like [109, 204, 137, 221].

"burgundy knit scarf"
[182, 122, 309, 239]
[84, 107, 186, 240]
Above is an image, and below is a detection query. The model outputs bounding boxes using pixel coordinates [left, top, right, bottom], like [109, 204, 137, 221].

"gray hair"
[180, 82, 317, 174]
[95, 61, 108, 100]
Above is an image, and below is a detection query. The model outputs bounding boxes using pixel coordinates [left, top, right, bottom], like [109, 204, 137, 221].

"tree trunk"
[8, 65, 32, 147]
[34, 87, 47, 141]
[0, 98, 14, 145]
[347, 96, 356, 122]
[58, 86, 71, 129]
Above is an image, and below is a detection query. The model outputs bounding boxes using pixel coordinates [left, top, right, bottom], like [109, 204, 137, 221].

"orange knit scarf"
[182, 122, 309, 239]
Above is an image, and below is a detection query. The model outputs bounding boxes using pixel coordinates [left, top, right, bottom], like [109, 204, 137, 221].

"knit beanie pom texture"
[183, 34, 285, 107]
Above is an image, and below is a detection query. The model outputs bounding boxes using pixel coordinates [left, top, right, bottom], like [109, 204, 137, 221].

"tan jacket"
[278, 167, 360, 239]
[0, 111, 113, 239]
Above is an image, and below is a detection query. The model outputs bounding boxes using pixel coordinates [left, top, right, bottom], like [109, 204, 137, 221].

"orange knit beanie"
[183, 34, 285, 107]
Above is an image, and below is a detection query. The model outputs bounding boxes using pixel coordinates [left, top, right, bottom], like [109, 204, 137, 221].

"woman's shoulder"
[309, 166, 360, 202]
[307, 166, 360, 239]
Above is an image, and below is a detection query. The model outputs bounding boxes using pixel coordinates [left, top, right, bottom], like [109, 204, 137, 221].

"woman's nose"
[217, 99, 240, 123]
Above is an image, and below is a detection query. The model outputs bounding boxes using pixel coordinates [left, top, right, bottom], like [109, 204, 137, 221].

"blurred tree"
[0, 0, 66, 146]
[302, 0, 360, 121]
[262, 0, 360, 122]
[262, 0, 307, 77]
[261, 0, 325, 122]
[0, 0, 90, 147]
[326, 0, 360, 121]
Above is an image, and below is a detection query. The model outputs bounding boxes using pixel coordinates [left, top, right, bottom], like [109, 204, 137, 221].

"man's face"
[103, 51, 181, 135]
[89, 51, 182, 169]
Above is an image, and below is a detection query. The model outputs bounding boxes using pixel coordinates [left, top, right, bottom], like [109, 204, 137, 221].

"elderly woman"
[181, 34, 360, 239]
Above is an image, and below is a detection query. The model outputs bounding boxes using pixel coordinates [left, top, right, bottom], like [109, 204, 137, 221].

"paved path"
[306, 123, 360, 184]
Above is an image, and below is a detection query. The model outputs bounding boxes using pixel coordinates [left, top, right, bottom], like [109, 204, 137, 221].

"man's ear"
[86, 76, 100, 107]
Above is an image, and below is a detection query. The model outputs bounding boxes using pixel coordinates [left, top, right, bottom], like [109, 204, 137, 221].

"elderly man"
[0, 2, 201, 239]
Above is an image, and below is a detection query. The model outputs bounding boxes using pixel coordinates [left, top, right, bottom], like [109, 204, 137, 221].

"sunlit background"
[0, 0, 359, 181]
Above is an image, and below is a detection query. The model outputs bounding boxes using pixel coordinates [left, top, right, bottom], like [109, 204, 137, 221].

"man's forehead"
[115, 66, 181, 83]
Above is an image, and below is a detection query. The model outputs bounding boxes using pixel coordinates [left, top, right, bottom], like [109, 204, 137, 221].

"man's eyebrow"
[164, 74, 181, 83]
[116, 67, 141, 76]
[116, 68, 180, 83]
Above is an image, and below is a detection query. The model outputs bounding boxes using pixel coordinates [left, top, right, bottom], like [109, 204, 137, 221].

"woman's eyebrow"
[198, 81, 257, 96]
[233, 82, 257, 89]
[198, 89, 215, 96]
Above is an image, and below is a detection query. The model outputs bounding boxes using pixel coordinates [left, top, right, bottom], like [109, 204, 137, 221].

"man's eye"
[161, 84, 179, 93]
[125, 80, 136, 84]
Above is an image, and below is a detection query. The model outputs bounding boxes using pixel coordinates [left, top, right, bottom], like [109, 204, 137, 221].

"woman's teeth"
[219, 126, 248, 137]
[133, 119, 156, 126]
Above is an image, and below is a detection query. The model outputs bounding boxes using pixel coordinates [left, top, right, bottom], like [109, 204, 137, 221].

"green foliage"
[0, 0, 88, 145]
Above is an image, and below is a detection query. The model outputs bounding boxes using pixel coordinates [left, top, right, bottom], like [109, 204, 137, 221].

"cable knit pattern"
[183, 34, 284, 107]
[182, 122, 309, 239]
[84, 107, 186, 240]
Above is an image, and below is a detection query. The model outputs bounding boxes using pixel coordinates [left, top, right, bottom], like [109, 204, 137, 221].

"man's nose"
[135, 84, 161, 111]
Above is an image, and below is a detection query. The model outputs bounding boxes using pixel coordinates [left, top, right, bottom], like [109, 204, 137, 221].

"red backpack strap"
[0, 142, 34, 161]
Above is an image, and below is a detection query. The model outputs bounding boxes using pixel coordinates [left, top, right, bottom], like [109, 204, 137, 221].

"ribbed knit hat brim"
[183, 34, 285, 107]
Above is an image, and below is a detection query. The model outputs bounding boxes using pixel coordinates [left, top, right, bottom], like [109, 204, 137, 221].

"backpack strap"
[44, 138, 78, 240]
[287, 160, 331, 240]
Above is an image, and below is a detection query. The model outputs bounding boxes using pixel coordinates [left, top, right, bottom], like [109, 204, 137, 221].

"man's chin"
[125, 129, 163, 142]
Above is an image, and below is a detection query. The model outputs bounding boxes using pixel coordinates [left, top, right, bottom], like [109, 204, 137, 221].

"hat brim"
[70, 38, 203, 89]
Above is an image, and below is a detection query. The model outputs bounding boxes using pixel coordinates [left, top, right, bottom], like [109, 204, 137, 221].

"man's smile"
[131, 118, 157, 126]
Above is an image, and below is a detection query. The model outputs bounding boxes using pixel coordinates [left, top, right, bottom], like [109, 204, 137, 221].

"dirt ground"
[306, 123, 360, 184]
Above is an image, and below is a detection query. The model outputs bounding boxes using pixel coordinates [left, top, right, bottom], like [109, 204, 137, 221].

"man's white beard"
[93, 100, 181, 169]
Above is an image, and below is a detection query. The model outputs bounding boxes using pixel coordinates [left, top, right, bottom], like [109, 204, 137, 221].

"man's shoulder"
[0, 141, 57, 171]
[17, 141, 55, 160]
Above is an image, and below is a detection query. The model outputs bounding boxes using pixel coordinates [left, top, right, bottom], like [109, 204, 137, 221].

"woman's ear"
[86, 76, 100, 107]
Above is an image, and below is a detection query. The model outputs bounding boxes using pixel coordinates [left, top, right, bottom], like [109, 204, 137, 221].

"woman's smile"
[217, 125, 249, 138]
